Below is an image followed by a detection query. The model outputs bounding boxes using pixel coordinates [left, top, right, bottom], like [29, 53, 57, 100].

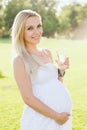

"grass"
[0, 37, 87, 130]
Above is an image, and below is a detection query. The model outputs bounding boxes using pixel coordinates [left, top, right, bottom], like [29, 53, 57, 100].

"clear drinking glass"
[57, 48, 67, 64]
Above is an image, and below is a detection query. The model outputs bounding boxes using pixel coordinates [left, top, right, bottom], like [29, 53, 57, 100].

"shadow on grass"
[0, 70, 7, 78]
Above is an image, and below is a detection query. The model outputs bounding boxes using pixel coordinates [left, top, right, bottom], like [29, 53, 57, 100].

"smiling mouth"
[32, 36, 41, 40]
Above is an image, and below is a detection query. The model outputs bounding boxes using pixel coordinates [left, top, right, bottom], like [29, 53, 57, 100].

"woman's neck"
[26, 44, 40, 55]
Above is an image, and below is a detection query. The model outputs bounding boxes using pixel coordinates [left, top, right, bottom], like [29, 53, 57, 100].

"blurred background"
[0, 0, 87, 39]
[0, 0, 87, 130]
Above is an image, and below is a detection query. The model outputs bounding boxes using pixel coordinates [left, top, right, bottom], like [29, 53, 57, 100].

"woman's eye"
[37, 24, 42, 28]
[27, 27, 33, 30]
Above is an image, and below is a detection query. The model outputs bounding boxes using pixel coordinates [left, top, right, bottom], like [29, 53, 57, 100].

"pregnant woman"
[11, 9, 72, 130]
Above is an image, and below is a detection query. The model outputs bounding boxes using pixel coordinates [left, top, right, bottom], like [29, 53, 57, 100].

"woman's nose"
[33, 28, 39, 34]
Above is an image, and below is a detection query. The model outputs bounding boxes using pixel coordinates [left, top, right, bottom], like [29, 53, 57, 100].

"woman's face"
[24, 16, 43, 45]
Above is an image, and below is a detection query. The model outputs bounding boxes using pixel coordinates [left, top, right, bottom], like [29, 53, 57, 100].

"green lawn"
[0, 38, 87, 130]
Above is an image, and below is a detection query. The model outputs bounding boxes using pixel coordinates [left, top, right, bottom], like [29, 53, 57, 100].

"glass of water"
[57, 48, 67, 64]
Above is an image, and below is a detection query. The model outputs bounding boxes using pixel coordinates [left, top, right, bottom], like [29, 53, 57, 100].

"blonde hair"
[11, 9, 41, 74]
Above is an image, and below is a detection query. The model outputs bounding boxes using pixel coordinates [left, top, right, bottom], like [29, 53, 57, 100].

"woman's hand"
[58, 57, 69, 71]
[56, 57, 69, 81]
[55, 112, 70, 125]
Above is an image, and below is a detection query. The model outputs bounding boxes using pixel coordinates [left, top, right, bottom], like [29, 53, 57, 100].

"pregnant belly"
[33, 79, 72, 113]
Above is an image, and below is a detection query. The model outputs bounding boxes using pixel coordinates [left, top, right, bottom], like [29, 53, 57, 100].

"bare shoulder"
[13, 55, 24, 68]
[43, 48, 52, 56]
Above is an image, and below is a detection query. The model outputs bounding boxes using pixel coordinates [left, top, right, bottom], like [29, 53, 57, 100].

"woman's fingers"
[56, 112, 71, 125]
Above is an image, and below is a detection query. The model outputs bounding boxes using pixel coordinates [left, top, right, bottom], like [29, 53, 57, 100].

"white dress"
[20, 61, 72, 130]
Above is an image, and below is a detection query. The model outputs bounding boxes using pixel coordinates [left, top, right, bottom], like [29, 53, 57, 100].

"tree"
[0, 0, 3, 28]
[4, 0, 30, 37]
[0, 0, 5, 37]
[83, 4, 87, 18]
[42, 10, 59, 37]
[69, 4, 84, 29]
[28, 0, 59, 37]
[58, 4, 84, 34]
[3, 0, 59, 37]
[58, 6, 71, 34]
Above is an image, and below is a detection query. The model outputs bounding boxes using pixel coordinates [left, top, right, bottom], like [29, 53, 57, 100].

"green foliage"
[0, 0, 5, 37]
[58, 13, 71, 34]
[2, 0, 59, 38]
[0, 1, 87, 37]
[4, 0, 30, 33]
[28, 0, 59, 37]
[82, 4, 87, 18]
[0, 70, 5, 78]
[58, 4, 86, 34]
[42, 11, 59, 37]
[69, 4, 84, 28]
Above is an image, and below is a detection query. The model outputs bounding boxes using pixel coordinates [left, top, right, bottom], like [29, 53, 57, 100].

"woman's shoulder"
[41, 48, 51, 55]
[12, 54, 24, 67]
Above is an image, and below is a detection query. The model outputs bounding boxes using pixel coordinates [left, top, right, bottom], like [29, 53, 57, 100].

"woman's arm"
[13, 56, 70, 125]
[46, 49, 65, 82]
